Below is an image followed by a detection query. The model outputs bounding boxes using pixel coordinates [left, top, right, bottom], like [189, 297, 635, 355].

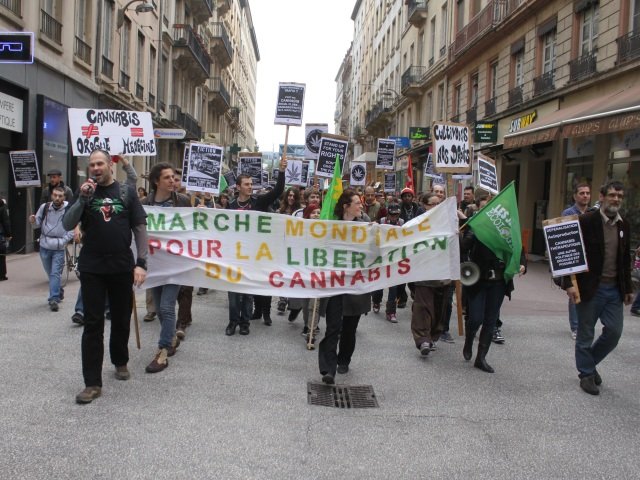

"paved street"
[1, 253, 639, 480]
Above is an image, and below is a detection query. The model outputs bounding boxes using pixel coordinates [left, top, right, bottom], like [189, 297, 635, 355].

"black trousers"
[318, 295, 344, 376]
[0, 238, 6, 278]
[253, 295, 272, 315]
[337, 315, 361, 367]
[80, 271, 133, 387]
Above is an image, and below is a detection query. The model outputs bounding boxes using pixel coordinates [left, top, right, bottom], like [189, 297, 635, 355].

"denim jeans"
[39, 247, 65, 302]
[575, 283, 624, 378]
[228, 291, 252, 326]
[568, 301, 578, 332]
[152, 284, 180, 349]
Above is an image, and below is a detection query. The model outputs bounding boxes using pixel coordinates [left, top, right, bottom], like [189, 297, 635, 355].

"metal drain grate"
[307, 382, 379, 408]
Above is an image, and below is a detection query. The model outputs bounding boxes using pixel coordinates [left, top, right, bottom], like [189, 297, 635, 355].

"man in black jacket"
[564, 180, 633, 395]
[224, 157, 286, 336]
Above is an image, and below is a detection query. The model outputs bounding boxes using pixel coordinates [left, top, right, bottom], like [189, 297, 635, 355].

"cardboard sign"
[477, 153, 499, 194]
[432, 121, 471, 173]
[274, 82, 305, 126]
[376, 138, 395, 170]
[384, 172, 396, 192]
[305, 123, 328, 160]
[181, 144, 190, 184]
[315, 134, 348, 178]
[185, 142, 223, 194]
[423, 152, 444, 181]
[68, 108, 156, 156]
[9, 150, 40, 187]
[286, 160, 308, 186]
[350, 162, 367, 186]
[238, 153, 263, 186]
[543, 218, 589, 277]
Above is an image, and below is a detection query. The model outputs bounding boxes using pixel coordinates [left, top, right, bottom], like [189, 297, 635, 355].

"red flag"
[406, 154, 414, 192]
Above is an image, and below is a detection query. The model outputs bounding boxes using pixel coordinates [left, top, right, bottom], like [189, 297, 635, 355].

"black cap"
[387, 204, 401, 215]
[47, 169, 62, 176]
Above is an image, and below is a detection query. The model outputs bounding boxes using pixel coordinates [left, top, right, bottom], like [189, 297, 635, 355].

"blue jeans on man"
[575, 283, 624, 378]
[228, 292, 252, 327]
[39, 246, 65, 303]
[568, 301, 578, 332]
[152, 284, 180, 349]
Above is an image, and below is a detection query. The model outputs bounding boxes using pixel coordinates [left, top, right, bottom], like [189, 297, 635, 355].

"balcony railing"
[173, 24, 211, 76]
[466, 106, 477, 125]
[508, 85, 523, 108]
[158, 99, 166, 112]
[533, 69, 555, 96]
[485, 97, 496, 117]
[365, 100, 392, 128]
[401, 65, 426, 93]
[101, 56, 114, 79]
[0, 0, 21, 16]
[407, 0, 428, 25]
[119, 71, 130, 90]
[135, 82, 144, 99]
[207, 76, 231, 110]
[617, 31, 640, 64]
[40, 9, 62, 45]
[208, 22, 233, 67]
[148, 93, 156, 109]
[353, 125, 365, 139]
[451, 114, 460, 123]
[169, 104, 202, 138]
[569, 53, 597, 81]
[74, 36, 91, 64]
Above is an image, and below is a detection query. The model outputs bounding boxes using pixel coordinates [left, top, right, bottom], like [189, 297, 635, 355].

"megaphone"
[460, 261, 480, 286]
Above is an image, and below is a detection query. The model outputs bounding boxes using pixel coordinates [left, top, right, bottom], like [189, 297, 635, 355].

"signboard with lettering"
[508, 110, 537, 134]
[376, 138, 396, 170]
[477, 153, 499, 195]
[432, 121, 471, 173]
[409, 127, 430, 141]
[389, 136, 411, 148]
[0, 91, 24, 133]
[383, 172, 396, 192]
[0, 32, 34, 64]
[315, 134, 348, 178]
[68, 108, 156, 156]
[274, 82, 306, 126]
[474, 121, 498, 143]
[543, 218, 588, 277]
[9, 150, 40, 187]
[185, 142, 223, 194]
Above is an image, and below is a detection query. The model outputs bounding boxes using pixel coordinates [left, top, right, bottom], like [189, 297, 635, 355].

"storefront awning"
[503, 85, 640, 149]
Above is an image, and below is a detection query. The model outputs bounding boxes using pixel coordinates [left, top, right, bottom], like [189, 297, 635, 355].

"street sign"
[154, 128, 186, 139]
[409, 127, 430, 141]
[474, 121, 498, 143]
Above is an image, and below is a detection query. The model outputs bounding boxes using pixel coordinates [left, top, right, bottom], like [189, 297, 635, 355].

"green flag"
[219, 171, 228, 193]
[320, 154, 343, 220]
[465, 181, 522, 281]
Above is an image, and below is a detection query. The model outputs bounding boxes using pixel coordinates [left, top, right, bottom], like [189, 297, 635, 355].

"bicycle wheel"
[60, 244, 71, 287]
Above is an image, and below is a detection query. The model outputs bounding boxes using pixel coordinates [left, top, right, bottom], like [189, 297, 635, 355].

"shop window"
[608, 158, 640, 246]
[565, 161, 593, 208]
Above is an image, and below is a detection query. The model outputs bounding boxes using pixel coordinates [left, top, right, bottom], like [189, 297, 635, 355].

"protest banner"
[68, 108, 155, 156]
[274, 82, 305, 126]
[142, 197, 461, 296]
[543, 217, 588, 277]
[9, 150, 40, 187]
[315, 134, 348, 178]
[376, 138, 396, 170]
[305, 123, 328, 160]
[185, 142, 223, 194]
[432, 121, 471, 173]
[238, 153, 263, 186]
[384, 172, 396, 192]
[350, 162, 367, 186]
[477, 153, 499, 194]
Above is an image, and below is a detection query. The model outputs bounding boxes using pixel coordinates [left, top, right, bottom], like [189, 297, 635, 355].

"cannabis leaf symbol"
[286, 163, 301, 182]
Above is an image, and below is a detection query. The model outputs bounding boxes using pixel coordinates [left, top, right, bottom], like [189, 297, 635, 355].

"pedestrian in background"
[0, 197, 12, 281]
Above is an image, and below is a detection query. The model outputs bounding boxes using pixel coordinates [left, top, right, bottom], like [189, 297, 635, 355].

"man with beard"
[40, 169, 73, 204]
[363, 186, 386, 222]
[563, 181, 633, 395]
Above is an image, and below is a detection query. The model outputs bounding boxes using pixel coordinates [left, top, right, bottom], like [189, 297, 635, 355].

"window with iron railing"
[0, 0, 21, 16]
[40, 9, 62, 44]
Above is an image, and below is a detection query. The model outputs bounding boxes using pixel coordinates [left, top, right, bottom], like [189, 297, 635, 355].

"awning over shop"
[503, 85, 640, 149]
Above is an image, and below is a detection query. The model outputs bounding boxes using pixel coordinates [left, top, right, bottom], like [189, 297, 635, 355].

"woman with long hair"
[318, 190, 371, 384]
[278, 187, 301, 215]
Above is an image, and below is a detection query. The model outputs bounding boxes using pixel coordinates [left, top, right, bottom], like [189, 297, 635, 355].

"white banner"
[142, 197, 461, 296]
[68, 108, 155, 156]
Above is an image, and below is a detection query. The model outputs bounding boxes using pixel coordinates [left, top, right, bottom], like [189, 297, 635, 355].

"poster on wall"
[9, 150, 40, 187]
[185, 142, 223, 194]
[238, 153, 263, 186]
[432, 121, 471, 173]
[376, 138, 396, 170]
[68, 108, 156, 156]
[274, 82, 306, 126]
[305, 123, 328, 160]
[315, 134, 348, 178]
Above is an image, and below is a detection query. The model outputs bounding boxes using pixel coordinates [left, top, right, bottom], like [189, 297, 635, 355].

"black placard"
[274, 83, 305, 126]
[316, 136, 348, 178]
[9, 150, 40, 187]
[238, 155, 263, 187]
[477, 154, 499, 194]
[543, 220, 588, 277]
[383, 172, 396, 193]
[376, 138, 395, 170]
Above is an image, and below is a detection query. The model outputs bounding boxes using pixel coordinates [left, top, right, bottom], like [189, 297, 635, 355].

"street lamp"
[117, 1, 155, 30]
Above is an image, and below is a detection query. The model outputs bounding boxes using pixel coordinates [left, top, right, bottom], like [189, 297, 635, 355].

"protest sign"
[477, 153, 499, 194]
[286, 160, 308, 186]
[260, 170, 268, 186]
[224, 170, 237, 190]
[432, 121, 471, 173]
[305, 123, 328, 160]
[376, 138, 395, 170]
[384, 172, 396, 192]
[142, 197, 461, 296]
[9, 150, 40, 187]
[315, 134, 348, 178]
[185, 142, 223, 194]
[238, 153, 263, 186]
[68, 108, 155, 156]
[350, 162, 367, 186]
[181, 144, 190, 184]
[274, 82, 305, 126]
[543, 218, 588, 277]
[423, 152, 444, 182]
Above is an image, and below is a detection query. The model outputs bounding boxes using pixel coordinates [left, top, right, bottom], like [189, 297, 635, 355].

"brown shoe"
[176, 326, 186, 340]
[167, 336, 180, 357]
[76, 386, 102, 404]
[115, 365, 130, 380]
[145, 348, 169, 373]
[143, 312, 156, 322]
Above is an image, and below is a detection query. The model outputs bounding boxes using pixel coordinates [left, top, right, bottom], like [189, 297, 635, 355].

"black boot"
[463, 333, 474, 361]
[474, 326, 494, 373]
[251, 296, 262, 320]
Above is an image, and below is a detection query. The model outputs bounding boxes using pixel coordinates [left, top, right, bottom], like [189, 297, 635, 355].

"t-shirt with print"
[76, 181, 147, 274]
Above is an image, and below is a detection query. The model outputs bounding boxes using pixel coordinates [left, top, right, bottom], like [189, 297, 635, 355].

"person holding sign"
[562, 181, 633, 395]
[63, 149, 148, 404]
[225, 158, 286, 336]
